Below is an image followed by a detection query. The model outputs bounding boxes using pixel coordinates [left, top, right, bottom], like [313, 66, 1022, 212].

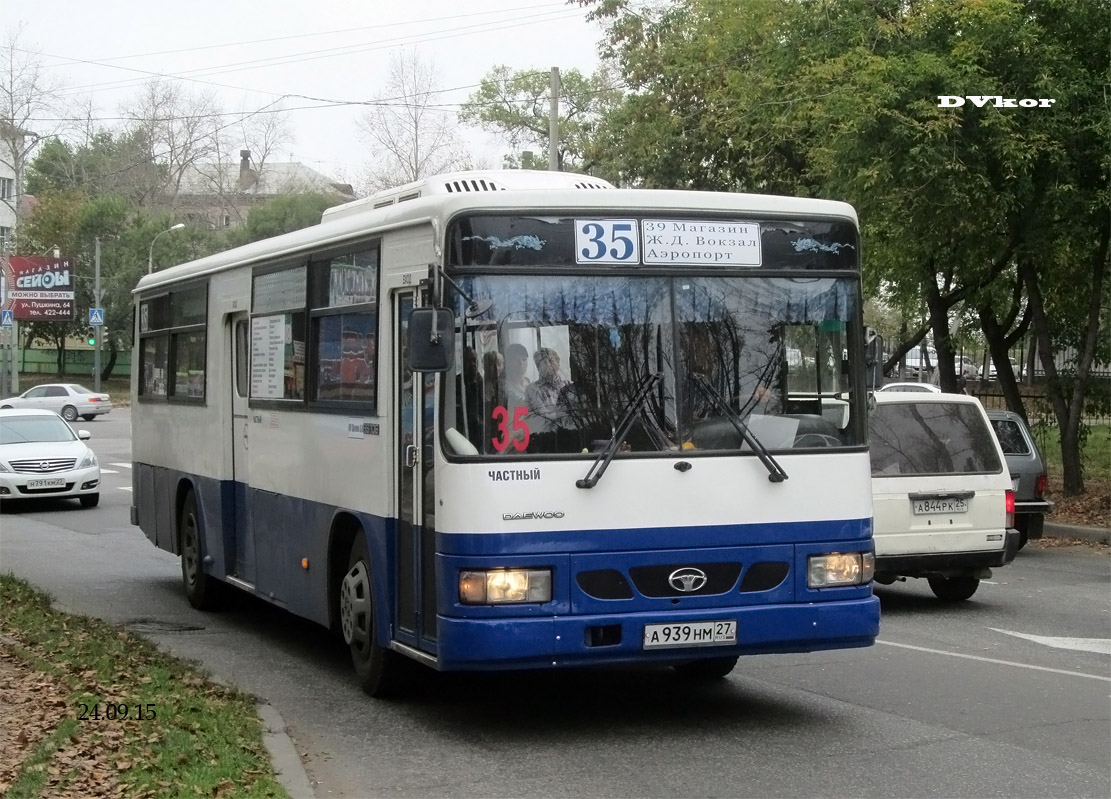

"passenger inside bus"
[525, 348, 570, 433]
[503, 343, 531, 410]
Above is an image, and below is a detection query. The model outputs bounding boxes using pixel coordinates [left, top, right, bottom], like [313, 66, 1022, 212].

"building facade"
[171, 149, 356, 230]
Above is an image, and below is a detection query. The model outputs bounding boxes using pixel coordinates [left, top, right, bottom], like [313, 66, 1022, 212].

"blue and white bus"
[131, 170, 879, 696]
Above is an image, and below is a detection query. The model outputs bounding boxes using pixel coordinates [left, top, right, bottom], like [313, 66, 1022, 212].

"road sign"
[89, 308, 104, 325]
[1, 309, 12, 327]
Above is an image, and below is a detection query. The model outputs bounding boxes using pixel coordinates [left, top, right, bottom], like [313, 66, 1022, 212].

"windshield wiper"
[692, 374, 789, 483]
[576, 372, 663, 489]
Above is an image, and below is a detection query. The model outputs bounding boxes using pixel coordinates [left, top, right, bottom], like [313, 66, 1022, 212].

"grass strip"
[0, 573, 288, 799]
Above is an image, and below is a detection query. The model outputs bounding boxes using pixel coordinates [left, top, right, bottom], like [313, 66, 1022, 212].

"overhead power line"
[39, 8, 589, 100]
[41, 1, 569, 66]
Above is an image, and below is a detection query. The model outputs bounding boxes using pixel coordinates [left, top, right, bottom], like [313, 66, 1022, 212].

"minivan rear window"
[870, 402, 1002, 476]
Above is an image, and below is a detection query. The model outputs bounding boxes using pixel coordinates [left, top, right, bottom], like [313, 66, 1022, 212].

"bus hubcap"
[340, 561, 371, 647]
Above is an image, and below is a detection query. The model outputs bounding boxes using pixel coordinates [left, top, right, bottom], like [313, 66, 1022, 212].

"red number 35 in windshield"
[490, 406, 530, 452]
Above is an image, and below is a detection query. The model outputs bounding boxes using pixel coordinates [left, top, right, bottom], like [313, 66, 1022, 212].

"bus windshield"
[444, 273, 863, 457]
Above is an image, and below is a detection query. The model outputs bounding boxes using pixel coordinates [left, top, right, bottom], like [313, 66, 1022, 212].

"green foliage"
[25, 130, 165, 205]
[590, 0, 1108, 489]
[459, 65, 623, 172]
[228, 193, 345, 246]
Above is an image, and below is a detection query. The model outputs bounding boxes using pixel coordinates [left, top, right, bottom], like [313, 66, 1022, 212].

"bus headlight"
[807, 553, 874, 588]
[459, 568, 552, 605]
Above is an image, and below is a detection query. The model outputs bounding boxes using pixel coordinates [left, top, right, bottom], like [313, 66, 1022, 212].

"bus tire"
[673, 656, 739, 681]
[927, 574, 979, 602]
[180, 489, 223, 610]
[341, 534, 408, 697]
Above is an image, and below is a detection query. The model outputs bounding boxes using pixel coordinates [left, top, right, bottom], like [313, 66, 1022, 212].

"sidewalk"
[1042, 521, 1110, 545]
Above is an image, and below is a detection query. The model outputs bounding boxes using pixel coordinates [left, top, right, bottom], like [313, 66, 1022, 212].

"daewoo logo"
[668, 567, 708, 593]
[502, 511, 565, 521]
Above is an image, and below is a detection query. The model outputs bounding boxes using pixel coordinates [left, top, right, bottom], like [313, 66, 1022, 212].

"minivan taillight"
[1035, 473, 1047, 499]
[1005, 489, 1015, 528]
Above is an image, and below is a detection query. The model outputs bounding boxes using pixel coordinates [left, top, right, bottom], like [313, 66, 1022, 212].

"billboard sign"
[0, 256, 76, 321]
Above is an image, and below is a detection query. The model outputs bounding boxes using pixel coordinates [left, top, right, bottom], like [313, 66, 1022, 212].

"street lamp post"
[147, 223, 185, 275]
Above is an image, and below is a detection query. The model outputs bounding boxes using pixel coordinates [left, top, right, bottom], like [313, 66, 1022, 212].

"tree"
[355, 50, 470, 193]
[228, 192, 346, 246]
[190, 103, 296, 228]
[120, 79, 223, 206]
[0, 25, 64, 247]
[25, 129, 166, 205]
[585, 0, 1109, 494]
[459, 65, 622, 172]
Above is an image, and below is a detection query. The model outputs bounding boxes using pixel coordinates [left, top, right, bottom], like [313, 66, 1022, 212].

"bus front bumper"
[432, 595, 880, 672]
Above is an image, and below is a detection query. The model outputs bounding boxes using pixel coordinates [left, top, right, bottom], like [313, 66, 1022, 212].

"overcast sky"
[3, 1, 607, 186]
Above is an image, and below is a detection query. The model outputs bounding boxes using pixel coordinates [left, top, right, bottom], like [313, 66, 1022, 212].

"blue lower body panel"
[435, 596, 880, 671]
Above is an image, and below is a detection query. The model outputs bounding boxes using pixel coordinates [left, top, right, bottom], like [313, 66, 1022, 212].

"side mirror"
[78, 430, 92, 440]
[408, 308, 455, 372]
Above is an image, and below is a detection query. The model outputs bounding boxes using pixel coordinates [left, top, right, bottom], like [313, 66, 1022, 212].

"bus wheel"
[927, 574, 979, 602]
[672, 656, 739, 681]
[180, 490, 223, 610]
[340, 535, 407, 697]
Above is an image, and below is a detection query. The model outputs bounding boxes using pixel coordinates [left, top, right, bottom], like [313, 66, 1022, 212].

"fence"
[969, 385, 1111, 429]
[15, 346, 131, 379]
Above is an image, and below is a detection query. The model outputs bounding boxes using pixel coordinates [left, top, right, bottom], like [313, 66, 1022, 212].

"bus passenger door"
[231, 314, 254, 583]
[395, 291, 438, 649]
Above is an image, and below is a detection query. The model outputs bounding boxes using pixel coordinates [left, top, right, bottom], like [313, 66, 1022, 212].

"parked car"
[986, 409, 1053, 549]
[957, 355, 980, 381]
[0, 383, 113, 422]
[876, 382, 942, 393]
[869, 393, 1020, 601]
[900, 350, 937, 379]
[987, 357, 1021, 381]
[0, 408, 101, 507]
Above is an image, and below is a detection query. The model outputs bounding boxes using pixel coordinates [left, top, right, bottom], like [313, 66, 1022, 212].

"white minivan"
[869, 392, 1020, 601]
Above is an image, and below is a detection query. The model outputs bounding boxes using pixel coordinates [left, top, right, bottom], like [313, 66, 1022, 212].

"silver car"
[0, 383, 113, 422]
[986, 409, 1053, 548]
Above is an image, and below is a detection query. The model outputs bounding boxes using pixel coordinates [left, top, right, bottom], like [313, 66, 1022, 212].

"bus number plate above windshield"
[576, 219, 640, 264]
[575, 219, 763, 266]
[643, 620, 737, 650]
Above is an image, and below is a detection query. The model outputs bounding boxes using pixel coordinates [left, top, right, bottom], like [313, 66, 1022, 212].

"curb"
[1042, 521, 1110, 545]
[258, 702, 316, 799]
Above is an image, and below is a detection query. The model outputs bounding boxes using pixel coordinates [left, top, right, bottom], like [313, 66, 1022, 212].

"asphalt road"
[1, 409, 1108, 798]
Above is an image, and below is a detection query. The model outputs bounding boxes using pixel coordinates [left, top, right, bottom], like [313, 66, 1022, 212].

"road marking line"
[988, 628, 1111, 655]
[100, 469, 119, 474]
[118, 486, 132, 492]
[110, 463, 133, 469]
[877, 640, 1110, 682]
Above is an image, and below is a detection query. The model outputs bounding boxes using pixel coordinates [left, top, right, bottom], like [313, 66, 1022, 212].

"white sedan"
[0, 383, 113, 422]
[0, 409, 101, 507]
[875, 382, 942, 393]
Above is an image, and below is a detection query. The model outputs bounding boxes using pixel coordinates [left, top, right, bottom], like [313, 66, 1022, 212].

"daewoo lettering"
[502, 511, 565, 521]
